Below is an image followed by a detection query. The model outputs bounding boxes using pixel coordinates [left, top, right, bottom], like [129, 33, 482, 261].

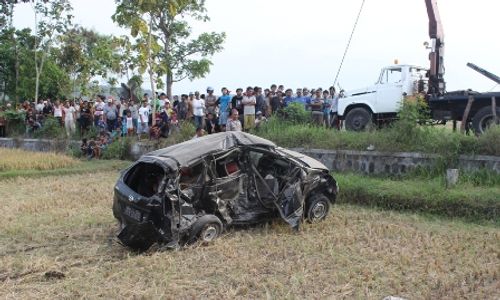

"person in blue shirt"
[217, 87, 232, 129]
[283, 89, 294, 107]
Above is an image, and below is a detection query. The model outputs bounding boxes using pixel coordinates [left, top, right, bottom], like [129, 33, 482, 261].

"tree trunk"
[167, 71, 173, 99]
[148, 15, 156, 126]
[14, 44, 19, 104]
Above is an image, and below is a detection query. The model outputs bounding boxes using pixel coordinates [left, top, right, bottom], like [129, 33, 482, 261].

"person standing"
[242, 86, 256, 131]
[205, 87, 218, 117]
[138, 101, 149, 139]
[322, 90, 332, 128]
[177, 94, 188, 121]
[283, 89, 294, 107]
[254, 87, 266, 116]
[103, 98, 118, 132]
[231, 88, 244, 126]
[310, 90, 324, 125]
[79, 100, 92, 137]
[94, 96, 105, 127]
[128, 99, 139, 132]
[192, 94, 206, 129]
[330, 87, 340, 130]
[62, 100, 76, 137]
[217, 87, 232, 129]
[53, 100, 63, 126]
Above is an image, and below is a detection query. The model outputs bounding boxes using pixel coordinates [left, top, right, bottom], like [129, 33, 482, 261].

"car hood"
[276, 148, 328, 170]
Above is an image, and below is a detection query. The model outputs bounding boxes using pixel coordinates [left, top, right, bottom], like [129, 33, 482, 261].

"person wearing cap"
[205, 87, 217, 118]
[103, 97, 118, 132]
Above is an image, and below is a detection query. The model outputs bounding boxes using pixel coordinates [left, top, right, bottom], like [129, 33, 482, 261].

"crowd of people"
[0, 84, 342, 144]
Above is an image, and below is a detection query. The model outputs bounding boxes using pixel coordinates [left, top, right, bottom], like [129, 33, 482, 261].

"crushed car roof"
[144, 131, 276, 168]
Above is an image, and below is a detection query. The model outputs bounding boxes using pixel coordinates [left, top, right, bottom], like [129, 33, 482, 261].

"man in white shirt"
[138, 101, 149, 138]
[242, 86, 256, 130]
[192, 94, 205, 129]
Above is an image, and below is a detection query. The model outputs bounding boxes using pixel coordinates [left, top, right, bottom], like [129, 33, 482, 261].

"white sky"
[12, 0, 500, 95]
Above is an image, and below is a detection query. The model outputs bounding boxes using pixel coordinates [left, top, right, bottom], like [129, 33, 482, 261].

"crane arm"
[425, 0, 446, 95]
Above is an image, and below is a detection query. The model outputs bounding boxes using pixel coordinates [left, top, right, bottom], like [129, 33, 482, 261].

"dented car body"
[112, 132, 338, 251]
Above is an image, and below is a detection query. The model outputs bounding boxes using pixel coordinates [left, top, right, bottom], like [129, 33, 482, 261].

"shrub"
[0, 110, 25, 136]
[102, 137, 132, 160]
[279, 102, 310, 124]
[33, 117, 65, 139]
[477, 125, 500, 156]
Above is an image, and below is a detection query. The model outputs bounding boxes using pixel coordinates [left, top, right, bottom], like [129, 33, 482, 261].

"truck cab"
[338, 64, 428, 130]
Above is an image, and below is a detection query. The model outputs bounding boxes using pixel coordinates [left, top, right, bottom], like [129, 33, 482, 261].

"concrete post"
[446, 168, 459, 188]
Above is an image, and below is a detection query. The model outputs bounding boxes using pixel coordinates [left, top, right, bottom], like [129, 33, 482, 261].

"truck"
[337, 0, 500, 134]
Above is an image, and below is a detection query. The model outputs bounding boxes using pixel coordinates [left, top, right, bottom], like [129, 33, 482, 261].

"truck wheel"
[472, 106, 500, 134]
[345, 107, 372, 131]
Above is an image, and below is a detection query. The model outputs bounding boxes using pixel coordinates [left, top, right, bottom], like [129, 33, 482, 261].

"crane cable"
[333, 0, 366, 88]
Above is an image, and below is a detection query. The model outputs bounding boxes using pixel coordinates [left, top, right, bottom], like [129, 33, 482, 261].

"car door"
[246, 148, 305, 229]
[376, 67, 405, 113]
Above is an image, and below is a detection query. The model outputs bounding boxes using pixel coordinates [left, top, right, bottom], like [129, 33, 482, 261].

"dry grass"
[0, 172, 499, 299]
[0, 148, 79, 172]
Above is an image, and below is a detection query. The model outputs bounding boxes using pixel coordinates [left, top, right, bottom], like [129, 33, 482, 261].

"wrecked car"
[112, 132, 338, 251]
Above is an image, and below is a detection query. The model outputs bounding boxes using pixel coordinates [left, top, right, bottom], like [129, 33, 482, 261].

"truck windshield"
[380, 68, 402, 84]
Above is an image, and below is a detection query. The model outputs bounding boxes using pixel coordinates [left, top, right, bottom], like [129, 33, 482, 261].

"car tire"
[345, 107, 373, 131]
[472, 106, 500, 135]
[188, 215, 223, 244]
[306, 195, 330, 223]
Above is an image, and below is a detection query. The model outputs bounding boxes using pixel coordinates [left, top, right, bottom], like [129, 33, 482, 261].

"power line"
[333, 0, 366, 87]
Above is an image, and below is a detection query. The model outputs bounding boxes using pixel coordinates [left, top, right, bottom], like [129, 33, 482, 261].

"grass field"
[1, 171, 499, 299]
[0, 148, 80, 172]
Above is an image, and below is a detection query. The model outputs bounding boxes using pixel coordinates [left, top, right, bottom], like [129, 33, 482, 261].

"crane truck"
[337, 0, 500, 134]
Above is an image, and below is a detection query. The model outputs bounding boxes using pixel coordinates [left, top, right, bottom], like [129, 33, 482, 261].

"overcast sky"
[12, 0, 500, 95]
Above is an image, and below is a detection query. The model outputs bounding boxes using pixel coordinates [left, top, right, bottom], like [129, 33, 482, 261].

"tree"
[32, 0, 73, 102]
[113, 0, 226, 98]
[58, 26, 123, 98]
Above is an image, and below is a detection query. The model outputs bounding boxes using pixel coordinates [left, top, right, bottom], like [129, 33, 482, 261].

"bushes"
[0, 110, 25, 136]
[101, 137, 132, 160]
[477, 125, 500, 156]
[253, 99, 498, 156]
[336, 173, 500, 223]
[33, 117, 65, 139]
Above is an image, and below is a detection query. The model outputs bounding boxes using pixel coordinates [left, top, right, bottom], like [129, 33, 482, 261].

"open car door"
[247, 148, 306, 229]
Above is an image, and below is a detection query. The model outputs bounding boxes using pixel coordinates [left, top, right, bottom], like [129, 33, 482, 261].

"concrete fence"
[1, 138, 499, 175]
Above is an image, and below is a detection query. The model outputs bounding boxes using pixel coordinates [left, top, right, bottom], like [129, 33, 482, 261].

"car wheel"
[472, 106, 500, 134]
[306, 195, 330, 223]
[345, 107, 373, 131]
[188, 215, 223, 244]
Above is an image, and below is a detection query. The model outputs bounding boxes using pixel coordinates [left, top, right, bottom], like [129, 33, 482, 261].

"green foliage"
[33, 117, 65, 139]
[102, 137, 132, 160]
[113, 0, 226, 97]
[477, 125, 500, 156]
[336, 173, 500, 223]
[0, 109, 25, 135]
[279, 102, 310, 124]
